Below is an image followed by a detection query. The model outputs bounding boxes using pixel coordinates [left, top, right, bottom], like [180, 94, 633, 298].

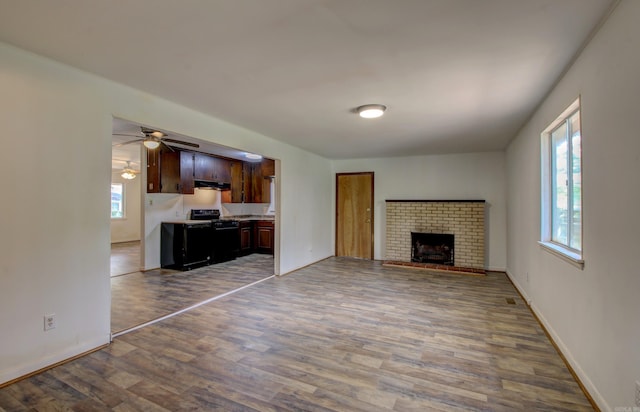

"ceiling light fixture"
[121, 171, 137, 180]
[143, 139, 161, 150]
[357, 104, 387, 119]
[121, 161, 138, 180]
[245, 153, 262, 161]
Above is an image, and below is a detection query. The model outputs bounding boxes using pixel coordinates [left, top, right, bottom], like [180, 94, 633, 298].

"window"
[540, 98, 583, 266]
[111, 183, 124, 219]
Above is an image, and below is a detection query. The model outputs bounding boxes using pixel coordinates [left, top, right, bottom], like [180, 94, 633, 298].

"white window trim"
[538, 241, 584, 269]
[540, 97, 584, 269]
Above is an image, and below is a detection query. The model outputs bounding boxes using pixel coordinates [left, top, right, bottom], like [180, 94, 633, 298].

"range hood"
[194, 180, 231, 191]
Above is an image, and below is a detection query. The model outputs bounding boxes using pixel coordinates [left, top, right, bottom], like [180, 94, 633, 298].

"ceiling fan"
[112, 126, 199, 150]
[119, 161, 139, 180]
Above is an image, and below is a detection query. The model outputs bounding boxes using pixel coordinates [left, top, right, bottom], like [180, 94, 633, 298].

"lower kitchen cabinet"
[254, 220, 274, 255]
[239, 221, 253, 256]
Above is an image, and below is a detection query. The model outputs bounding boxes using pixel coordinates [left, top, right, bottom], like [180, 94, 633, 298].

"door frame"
[335, 171, 374, 259]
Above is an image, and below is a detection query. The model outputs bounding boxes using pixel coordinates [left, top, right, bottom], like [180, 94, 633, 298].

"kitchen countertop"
[162, 220, 211, 225]
[226, 215, 275, 221]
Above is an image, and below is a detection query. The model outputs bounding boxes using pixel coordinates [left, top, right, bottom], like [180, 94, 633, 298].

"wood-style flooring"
[1, 257, 593, 411]
[111, 254, 275, 333]
[110, 241, 141, 277]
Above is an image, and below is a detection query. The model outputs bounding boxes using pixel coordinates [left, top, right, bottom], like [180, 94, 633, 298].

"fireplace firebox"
[411, 232, 454, 265]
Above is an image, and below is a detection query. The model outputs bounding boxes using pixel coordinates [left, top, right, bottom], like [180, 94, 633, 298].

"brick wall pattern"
[385, 201, 485, 269]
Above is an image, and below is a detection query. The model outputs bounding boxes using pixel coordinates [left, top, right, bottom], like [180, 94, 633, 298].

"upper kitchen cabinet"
[249, 158, 275, 203]
[146, 147, 161, 193]
[194, 152, 231, 183]
[227, 158, 275, 203]
[261, 158, 275, 178]
[146, 147, 194, 194]
[229, 161, 251, 203]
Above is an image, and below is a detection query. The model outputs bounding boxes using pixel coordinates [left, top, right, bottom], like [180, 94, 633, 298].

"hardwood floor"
[1, 257, 593, 411]
[111, 254, 275, 333]
[110, 241, 141, 277]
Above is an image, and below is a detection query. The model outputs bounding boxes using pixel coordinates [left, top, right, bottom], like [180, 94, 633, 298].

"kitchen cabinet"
[146, 147, 161, 193]
[149, 150, 240, 194]
[239, 221, 253, 256]
[194, 153, 231, 183]
[248, 159, 275, 203]
[146, 148, 194, 194]
[229, 161, 252, 203]
[254, 220, 274, 254]
[161, 151, 195, 194]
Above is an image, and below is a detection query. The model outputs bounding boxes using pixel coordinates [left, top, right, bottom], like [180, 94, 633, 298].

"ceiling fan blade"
[112, 138, 144, 147]
[162, 138, 199, 148]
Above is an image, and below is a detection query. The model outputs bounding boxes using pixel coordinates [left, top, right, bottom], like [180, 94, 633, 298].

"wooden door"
[336, 172, 374, 259]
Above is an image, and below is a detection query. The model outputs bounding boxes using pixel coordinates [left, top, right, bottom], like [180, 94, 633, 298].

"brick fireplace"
[385, 200, 485, 273]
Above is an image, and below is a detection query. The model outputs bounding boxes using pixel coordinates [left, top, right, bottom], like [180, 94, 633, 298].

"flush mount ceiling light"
[357, 104, 387, 119]
[245, 153, 263, 161]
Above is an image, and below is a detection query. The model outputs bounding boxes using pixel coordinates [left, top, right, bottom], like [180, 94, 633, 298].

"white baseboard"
[1, 336, 109, 386]
[505, 269, 609, 412]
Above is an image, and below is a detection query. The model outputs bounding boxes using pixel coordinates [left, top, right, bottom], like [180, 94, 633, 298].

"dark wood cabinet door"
[261, 158, 275, 177]
[214, 158, 232, 183]
[239, 222, 253, 255]
[179, 151, 194, 194]
[230, 162, 243, 202]
[194, 153, 215, 180]
[194, 153, 232, 183]
[160, 151, 180, 193]
[248, 159, 275, 203]
[255, 221, 274, 254]
[146, 148, 161, 193]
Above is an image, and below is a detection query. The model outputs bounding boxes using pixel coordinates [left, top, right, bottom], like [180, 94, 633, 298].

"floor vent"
[506, 297, 516, 305]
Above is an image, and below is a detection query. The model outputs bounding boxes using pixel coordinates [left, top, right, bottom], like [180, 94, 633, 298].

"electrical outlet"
[635, 380, 640, 406]
[44, 314, 56, 331]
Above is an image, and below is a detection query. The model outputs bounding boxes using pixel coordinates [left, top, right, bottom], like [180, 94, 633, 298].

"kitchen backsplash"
[222, 202, 273, 217]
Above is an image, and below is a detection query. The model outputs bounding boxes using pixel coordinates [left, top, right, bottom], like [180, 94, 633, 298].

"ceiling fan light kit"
[143, 139, 161, 150]
[121, 171, 137, 180]
[357, 104, 386, 119]
[120, 161, 139, 180]
[113, 126, 199, 150]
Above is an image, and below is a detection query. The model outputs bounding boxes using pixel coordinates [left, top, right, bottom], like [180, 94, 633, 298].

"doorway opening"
[110, 116, 279, 334]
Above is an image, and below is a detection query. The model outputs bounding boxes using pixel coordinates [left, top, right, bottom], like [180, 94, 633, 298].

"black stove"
[190, 209, 239, 263]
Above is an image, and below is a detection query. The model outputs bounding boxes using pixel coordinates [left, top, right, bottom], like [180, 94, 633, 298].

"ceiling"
[0, 0, 616, 160]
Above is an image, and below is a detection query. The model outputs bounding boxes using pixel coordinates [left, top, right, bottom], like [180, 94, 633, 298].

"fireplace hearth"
[411, 232, 454, 266]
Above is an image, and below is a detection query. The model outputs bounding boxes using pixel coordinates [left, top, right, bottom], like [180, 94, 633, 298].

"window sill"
[538, 241, 584, 269]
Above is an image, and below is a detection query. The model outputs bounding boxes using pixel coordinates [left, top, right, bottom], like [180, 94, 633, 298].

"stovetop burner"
[190, 209, 221, 220]
[190, 209, 239, 228]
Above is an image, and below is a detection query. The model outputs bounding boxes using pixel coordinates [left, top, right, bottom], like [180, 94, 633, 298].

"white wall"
[505, 1, 640, 409]
[332, 152, 507, 270]
[110, 172, 141, 243]
[0, 41, 333, 384]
